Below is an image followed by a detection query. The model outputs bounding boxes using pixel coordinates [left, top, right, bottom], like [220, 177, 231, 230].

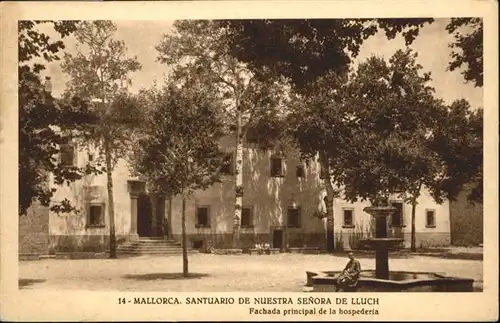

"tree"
[156, 20, 290, 249]
[61, 20, 142, 258]
[288, 71, 349, 252]
[427, 99, 483, 204]
[291, 49, 476, 251]
[18, 20, 101, 215]
[130, 74, 226, 277]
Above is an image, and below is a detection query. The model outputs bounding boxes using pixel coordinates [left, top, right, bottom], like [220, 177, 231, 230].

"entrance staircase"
[117, 237, 198, 257]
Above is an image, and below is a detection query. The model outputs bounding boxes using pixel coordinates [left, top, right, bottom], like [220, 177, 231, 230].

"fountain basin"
[306, 270, 474, 292]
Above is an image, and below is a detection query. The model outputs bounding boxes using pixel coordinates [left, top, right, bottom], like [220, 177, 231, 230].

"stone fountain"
[361, 205, 403, 280]
[306, 204, 474, 292]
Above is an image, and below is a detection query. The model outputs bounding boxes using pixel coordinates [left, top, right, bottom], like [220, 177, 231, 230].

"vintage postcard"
[0, 0, 498, 321]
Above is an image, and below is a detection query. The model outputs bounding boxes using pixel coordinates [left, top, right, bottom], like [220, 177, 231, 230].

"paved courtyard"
[19, 253, 483, 292]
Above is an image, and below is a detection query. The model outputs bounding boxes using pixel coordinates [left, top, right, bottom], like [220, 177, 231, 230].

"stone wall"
[450, 187, 483, 246]
[19, 201, 50, 255]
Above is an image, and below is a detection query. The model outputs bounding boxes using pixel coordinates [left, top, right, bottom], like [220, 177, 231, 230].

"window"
[426, 210, 436, 227]
[270, 157, 284, 177]
[87, 203, 105, 227]
[296, 165, 305, 178]
[60, 138, 75, 166]
[196, 206, 210, 228]
[391, 202, 404, 226]
[88, 152, 94, 162]
[220, 153, 233, 175]
[343, 208, 354, 227]
[241, 206, 253, 228]
[287, 207, 301, 228]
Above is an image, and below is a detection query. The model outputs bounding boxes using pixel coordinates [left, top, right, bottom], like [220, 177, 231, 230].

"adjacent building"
[449, 183, 483, 247]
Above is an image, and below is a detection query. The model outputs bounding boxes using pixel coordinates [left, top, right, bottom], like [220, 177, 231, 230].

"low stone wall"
[248, 248, 280, 255]
[48, 234, 130, 253]
[172, 232, 326, 253]
[54, 252, 110, 259]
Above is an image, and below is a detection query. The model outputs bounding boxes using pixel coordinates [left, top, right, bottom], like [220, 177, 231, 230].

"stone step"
[134, 242, 182, 246]
[123, 243, 182, 248]
[117, 247, 191, 252]
[127, 242, 182, 246]
[117, 250, 198, 255]
[135, 240, 178, 244]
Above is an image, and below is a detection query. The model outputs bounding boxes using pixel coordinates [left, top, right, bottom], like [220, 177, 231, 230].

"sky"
[40, 19, 483, 109]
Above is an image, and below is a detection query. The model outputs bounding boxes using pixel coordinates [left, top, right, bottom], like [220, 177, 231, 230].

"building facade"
[19, 135, 452, 256]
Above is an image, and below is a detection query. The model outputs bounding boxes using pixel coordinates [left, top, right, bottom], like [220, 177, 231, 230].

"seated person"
[336, 251, 361, 291]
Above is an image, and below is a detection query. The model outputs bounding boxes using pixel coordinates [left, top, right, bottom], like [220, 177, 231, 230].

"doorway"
[137, 193, 165, 237]
[272, 229, 283, 251]
[137, 193, 152, 237]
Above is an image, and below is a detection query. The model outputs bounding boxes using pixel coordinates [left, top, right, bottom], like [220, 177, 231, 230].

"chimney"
[44, 76, 53, 94]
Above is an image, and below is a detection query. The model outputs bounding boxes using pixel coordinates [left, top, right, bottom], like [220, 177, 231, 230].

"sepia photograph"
[1, 0, 498, 321]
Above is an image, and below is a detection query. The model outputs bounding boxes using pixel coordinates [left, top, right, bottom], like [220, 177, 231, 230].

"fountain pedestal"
[362, 206, 403, 279]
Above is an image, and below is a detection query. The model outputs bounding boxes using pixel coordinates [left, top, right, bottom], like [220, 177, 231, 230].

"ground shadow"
[19, 278, 46, 289]
[122, 273, 210, 281]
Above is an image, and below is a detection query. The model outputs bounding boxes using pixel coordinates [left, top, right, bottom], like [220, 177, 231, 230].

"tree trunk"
[411, 201, 417, 252]
[232, 107, 243, 249]
[324, 186, 335, 253]
[320, 155, 335, 253]
[410, 183, 422, 252]
[181, 195, 188, 277]
[104, 137, 117, 259]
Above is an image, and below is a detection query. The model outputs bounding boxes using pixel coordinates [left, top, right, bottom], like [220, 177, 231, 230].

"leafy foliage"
[156, 20, 291, 145]
[221, 18, 483, 90]
[61, 20, 143, 168]
[18, 20, 101, 215]
[130, 76, 227, 197]
[446, 18, 483, 87]
[18, 20, 80, 63]
[428, 100, 483, 203]
[218, 19, 434, 91]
